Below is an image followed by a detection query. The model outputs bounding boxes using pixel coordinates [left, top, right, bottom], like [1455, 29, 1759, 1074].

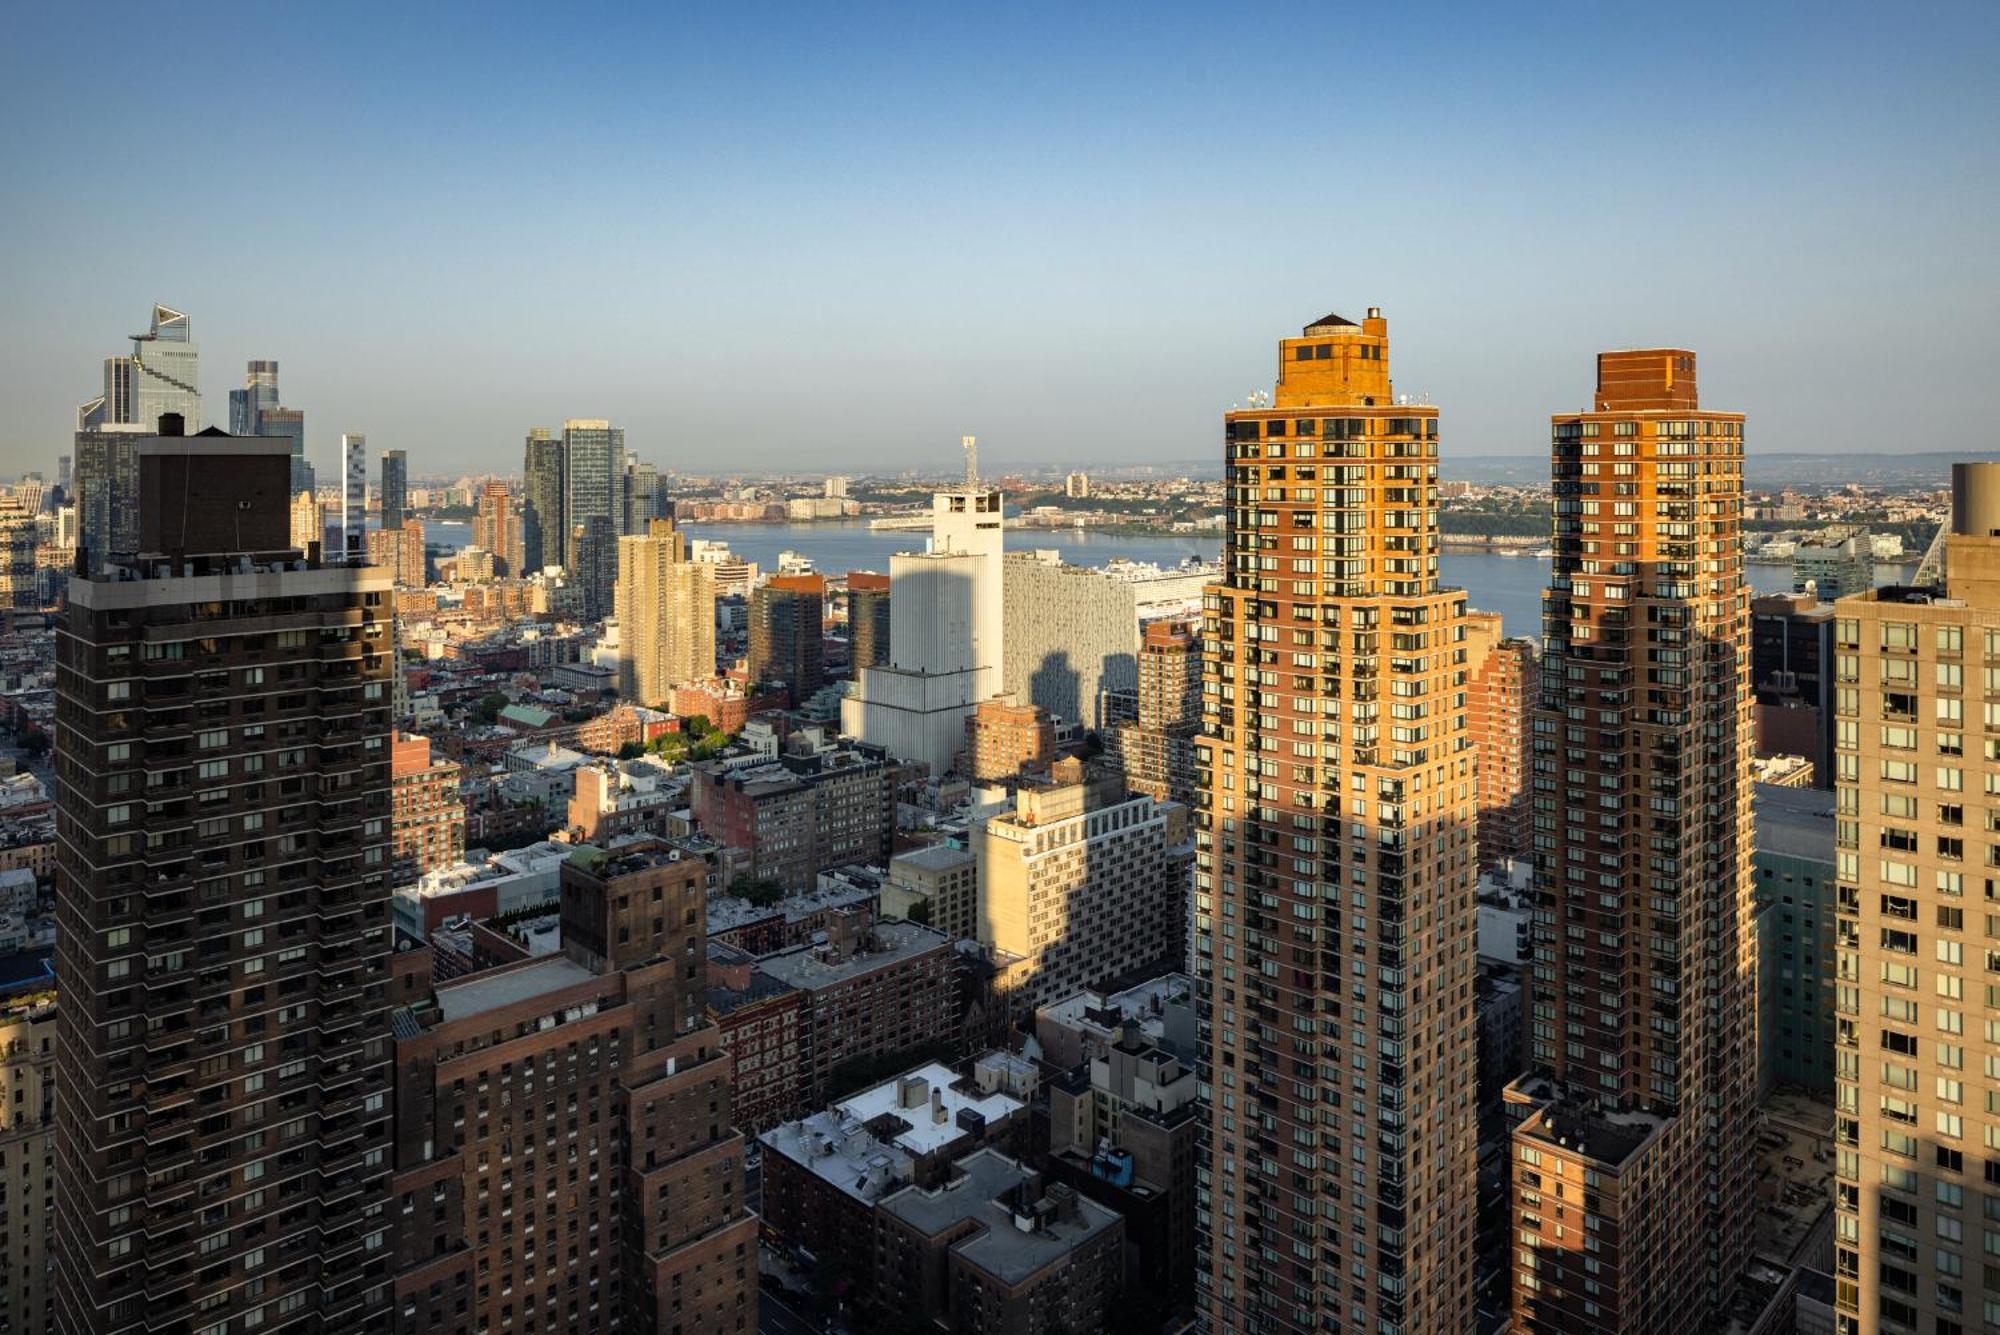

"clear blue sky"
[2, 1, 1994, 479]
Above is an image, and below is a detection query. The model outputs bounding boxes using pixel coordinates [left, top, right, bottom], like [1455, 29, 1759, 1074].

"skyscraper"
[571, 513, 618, 621]
[1506, 350, 1755, 1334]
[561, 419, 624, 569]
[522, 427, 564, 572]
[471, 480, 522, 575]
[226, 359, 280, 434]
[1196, 310, 1479, 1334]
[616, 517, 717, 704]
[85, 304, 200, 434]
[71, 424, 146, 572]
[842, 437, 1005, 775]
[623, 458, 667, 535]
[379, 448, 408, 532]
[1833, 462, 2000, 1335]
[1464, 611, 1534, 871]
[52, 424, 396, 1335]
[847, 571, 891, 671]
[224, 360, 312, 493]
[749, 573, 826, 701]
[340, 431, 368, 560]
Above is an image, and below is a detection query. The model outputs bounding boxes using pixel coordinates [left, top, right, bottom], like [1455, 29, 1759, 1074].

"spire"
[962, 435, 978, 489]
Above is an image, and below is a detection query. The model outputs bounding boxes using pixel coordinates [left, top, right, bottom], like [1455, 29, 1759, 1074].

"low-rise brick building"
[690, 730, 894, 892]
[756, 920, 958, 1103]
[704, 941, 806, 1132]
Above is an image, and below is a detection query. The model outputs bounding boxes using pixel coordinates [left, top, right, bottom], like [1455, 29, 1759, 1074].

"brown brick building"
[755, 920, 959, 1103]
[1506, 349, 1756, 1334]
[53, 429, 400, 1334]
[1105, 618, 1202, 805]
[748, 573, 826, 703]
[963, 697, 1056, 781]
[1464, 611, 1534, 871]
[689, 738, 894, 892]
[875, 1150, 1123, 1335]
[393, 731, 465, 879]
[703, 941, 805, 1132]
[387, 839, 758, 1335]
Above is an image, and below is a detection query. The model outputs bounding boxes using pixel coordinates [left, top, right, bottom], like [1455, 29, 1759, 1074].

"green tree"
[475, 692, 508, 724]
[617, 741, 645, 760]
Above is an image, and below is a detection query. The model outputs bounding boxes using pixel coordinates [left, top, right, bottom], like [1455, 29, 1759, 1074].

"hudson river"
[425, 518, 1846, 641]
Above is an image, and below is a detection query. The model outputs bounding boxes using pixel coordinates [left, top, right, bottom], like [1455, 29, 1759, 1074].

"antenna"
[962, 435, 978, 489]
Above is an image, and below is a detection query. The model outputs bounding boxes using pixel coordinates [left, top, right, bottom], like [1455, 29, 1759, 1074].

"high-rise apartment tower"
[1505, 350, 1756, 1334]
[1196, 310, 1479, 1334]
[379, 449, 408, 532]
[522, 427, 564, 572]
[52, 425, 397, 1334]
[561, 420, 624, 569]
[616, 518, 717, 705]
[1832, 462, 2000, 1335]
[340, 432, 368, 561]
[749, 573, 827, 702]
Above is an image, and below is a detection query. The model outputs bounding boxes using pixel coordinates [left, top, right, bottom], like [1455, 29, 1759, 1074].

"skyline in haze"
[3, 1, 1995, 479]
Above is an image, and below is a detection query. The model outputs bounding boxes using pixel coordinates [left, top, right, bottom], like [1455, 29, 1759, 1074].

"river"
[419, 518, 1902, 642]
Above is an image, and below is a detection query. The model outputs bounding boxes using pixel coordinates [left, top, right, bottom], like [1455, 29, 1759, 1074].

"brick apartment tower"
[615, 518, 717, 707]
[53, 425, 398, 1333]
[1832, 462, 2000, 1334]
[749, 573, 826, 703]
[1111, 618, 1203, 805]
[1505, 351, 1756, 1334]
[1195, 310, 1480, 1334]
[387, 840, 759, 1334]
[1465, 611, 1534, 871]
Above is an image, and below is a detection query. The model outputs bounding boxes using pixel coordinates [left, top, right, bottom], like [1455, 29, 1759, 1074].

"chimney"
[157, 412, 185, 437]
[931, 1086, 947, 1124]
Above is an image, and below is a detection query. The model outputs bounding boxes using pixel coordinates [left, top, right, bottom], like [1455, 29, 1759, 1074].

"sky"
[2, 1, 1995, 481]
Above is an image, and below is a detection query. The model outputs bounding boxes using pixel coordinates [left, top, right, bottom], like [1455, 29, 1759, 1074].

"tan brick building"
[964, 697, 1056, 782]
[980, 765, 1191, 1013]
[1833, 463, 2000, 1334]
[616, 519, 717, 707]
[1195, 310, 1480, 1334]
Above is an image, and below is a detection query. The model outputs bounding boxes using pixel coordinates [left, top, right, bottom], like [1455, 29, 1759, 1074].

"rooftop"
[759, 1110, 914, 1204]
[879, 1149, 1120, 1284]
[1518, 1091, 1670, 1168]
[1752, 782, 1837, 864]
[890, 843, 976, 873]
[834, 1062, 1022, 1157]
[757, 920, 952, 991]
[434, 954, 598, 1024]
[704, 880, 878, 935]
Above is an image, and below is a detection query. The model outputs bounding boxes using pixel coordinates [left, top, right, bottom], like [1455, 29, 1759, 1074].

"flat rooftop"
[879, 1149, 1120, 1284]
[434, 954, 598, 1024]
[757, 920, 951, 991]
[760, 1110, 914, 1204]
[705, 880, 877, 935]
[1752, 782, 1837, 864]
[1519, 1095, 1670, 1168]
[890, 843, 975, 873]
[834, 1062, 1021, 1157]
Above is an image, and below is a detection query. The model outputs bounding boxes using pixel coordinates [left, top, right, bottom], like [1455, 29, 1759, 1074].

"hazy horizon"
[3, 2, 1994, 480]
